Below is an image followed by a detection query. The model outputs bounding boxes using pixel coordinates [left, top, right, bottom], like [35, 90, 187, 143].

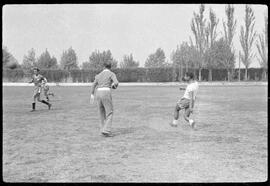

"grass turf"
[2, 85, 268, 182]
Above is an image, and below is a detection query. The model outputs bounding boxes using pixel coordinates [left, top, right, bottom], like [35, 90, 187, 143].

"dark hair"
[33, 67, 40, 72]
[103, 62, 112, 69]
[185, 72, 194, 79]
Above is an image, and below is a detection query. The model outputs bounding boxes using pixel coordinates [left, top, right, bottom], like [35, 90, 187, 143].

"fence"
[2, 68, 268, 82]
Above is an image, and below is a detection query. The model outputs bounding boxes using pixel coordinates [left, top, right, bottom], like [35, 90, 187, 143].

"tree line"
[2, 4, 268, 81]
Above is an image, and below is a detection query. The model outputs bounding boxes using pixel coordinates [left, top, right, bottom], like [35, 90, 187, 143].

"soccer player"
[170, 72, 199, 128]
[41, 77, 54, 102]
[29, 67, 52, 111]
[90, 62, 119, 137]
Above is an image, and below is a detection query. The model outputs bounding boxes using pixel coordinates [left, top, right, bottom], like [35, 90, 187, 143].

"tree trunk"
[208, 68, 212, 81]
[193, 68, 196, 79]
[227, 69, 231, 82]
[238, 67, 241, 81]
[178, 65, 181, 81]
[172, 67, 176, 82]
[245, 67, 248, 81]
[199, 68, 202, 81]
[263, 69, 267, 81]
[180, 65, 184, 81]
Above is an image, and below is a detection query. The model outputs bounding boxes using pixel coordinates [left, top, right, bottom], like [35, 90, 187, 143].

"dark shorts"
[177, 98, 190, 109]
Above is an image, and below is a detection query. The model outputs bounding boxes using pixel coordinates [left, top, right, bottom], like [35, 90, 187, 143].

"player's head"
[183, 72, 194, 82]
[103, 62, 112, 69]
[33, 67, 40, 74]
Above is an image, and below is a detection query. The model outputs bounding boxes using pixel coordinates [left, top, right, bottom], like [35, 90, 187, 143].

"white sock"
[173, 119, 178, 125]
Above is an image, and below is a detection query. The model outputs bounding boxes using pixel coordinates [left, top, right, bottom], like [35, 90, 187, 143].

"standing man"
[29, 67, 52, 112]
[90, 62, 119, 137]
[170, 72, 199, 128]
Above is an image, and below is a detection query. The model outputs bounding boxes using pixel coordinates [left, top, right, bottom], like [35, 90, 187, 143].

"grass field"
[2, 85, 268, 182]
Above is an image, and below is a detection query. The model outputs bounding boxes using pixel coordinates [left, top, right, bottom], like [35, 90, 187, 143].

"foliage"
[21, 48, 37, 72]
[119, 54, 139, 68]
[60, 47, 79, 70]
[256, 14, 268, 70]
[223, 4, 237, 47]
[239, 5, 256, 80]
[2, 67, 267, 82]
[81, 61, 92, 69]
[144, 48, 166, 68]
[190, 4, 207, 70]
[205, 8, 219, 70]
[88, 50, 118, 69]
[36, 49, 58, 69]
[2, 46, 20, 69]
[212, 38, 235, 70]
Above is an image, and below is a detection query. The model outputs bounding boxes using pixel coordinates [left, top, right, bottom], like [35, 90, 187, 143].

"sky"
[2, 4, 268, 68]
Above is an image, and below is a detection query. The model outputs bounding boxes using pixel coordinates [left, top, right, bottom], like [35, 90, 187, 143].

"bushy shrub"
[2, 68, 267, 82]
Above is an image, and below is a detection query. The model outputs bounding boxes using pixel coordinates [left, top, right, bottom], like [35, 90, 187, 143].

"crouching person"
[90, 62, 119, 137]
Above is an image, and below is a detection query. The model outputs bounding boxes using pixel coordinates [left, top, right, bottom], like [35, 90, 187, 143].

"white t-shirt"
[182, 81, 199, 100]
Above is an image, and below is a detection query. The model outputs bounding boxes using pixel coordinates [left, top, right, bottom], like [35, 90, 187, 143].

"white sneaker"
[170, 120, 178, 127]
[189, 119, 195, 128]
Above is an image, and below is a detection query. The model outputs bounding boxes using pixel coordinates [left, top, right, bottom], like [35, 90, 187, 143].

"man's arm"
[111, 73, 119, 89]
[28, 76, 34, 83]
[91, 76, 98, 95]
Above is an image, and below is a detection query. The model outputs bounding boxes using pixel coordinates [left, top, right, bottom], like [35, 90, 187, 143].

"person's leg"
[31, 94, 37, 111]
[102, 91, 113, 134]
[183, 108, 191, 122]
[44, 90, 49, 102]
[171, 100, 182, 127]
[184, 108, 195, 128]
[37, 89, 52, 109]
[174, 104, 181, 120]
[96, 91, 106, 133]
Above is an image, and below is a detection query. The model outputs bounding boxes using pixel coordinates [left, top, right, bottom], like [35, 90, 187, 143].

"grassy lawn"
[2, 85, 268, 182]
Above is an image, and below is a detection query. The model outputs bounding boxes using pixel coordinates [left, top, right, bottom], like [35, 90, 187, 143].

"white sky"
[2, 4, 268, 67]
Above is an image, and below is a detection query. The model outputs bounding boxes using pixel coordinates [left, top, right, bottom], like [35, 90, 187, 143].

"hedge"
[2, 68, 267, 82]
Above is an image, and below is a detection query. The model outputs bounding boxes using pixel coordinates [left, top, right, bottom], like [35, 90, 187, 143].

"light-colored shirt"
[182, 81, 199, 100]
[91, 69, 119, 94]
[31, 74, 45, 87]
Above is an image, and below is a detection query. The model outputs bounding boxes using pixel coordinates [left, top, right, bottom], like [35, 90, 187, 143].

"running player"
[29, 67, 52, 111]
[170, 72, 199, 128]
[90, 62, 119, 137]
[41, 77, 54, 102]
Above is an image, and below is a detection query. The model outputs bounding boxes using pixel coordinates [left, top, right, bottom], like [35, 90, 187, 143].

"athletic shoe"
[101, 132, 114, 137]
[169, 122, 178, 127]
[189, 119, 195, 128]
[30, 109, 35, 112]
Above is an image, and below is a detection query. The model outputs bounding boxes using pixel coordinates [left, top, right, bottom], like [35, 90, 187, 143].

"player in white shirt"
[170, 72, 199, 128]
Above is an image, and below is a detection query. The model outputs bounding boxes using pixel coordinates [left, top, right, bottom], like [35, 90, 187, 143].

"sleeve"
[111, 73, 119, 86]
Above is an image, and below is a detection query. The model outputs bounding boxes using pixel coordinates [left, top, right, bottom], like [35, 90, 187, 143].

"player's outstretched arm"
[28, 78, 34, 83]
